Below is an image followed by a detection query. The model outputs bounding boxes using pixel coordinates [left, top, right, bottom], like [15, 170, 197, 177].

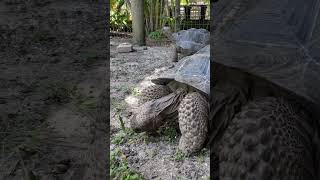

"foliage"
[110, 128, 147, 179]
[196, 148, 206, 163]
[110, 0, 210, 33]
[110, 9, 131, 32]
[110, 0, 132, 32]
[148, 30, 165, 40]
[173, 149, 186, 161]
[131, 87, 140, 97]
[112, 131, 127, 145]
[161, 126, 178, 143]
[180, 0, 189, 5]
[181, 0, 210, 5]
[110, 148, 144, 180]
[144, 0, 168, 33]
[161, 16, 175, 27]
[112, 128, 150, 146]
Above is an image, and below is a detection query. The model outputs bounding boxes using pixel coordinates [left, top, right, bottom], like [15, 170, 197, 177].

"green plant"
[180, 0, 189, 5]
[112, 131, 126, 145]
[173, 149, 186, 161]
[162, 127, 178, 143]
[196, 149, 205, 163]
[110, 10, 131, 32]
[144, 0, 168, 33]
[148, 30, 165, 40]
[131, 87, 140, 97]
[116, 110, 126, 132]
[111, 127, 150, 146]
[110, 148, 144, 180]
[161, 16, 175, 28]
[126, 129, 150, 145]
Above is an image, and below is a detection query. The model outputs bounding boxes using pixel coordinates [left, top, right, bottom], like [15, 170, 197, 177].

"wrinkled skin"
[131, 85, 209, 155]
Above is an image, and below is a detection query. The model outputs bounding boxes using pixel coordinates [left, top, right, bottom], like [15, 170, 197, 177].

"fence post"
[132, 0, 145, 45]
[175, 0, 180, 32]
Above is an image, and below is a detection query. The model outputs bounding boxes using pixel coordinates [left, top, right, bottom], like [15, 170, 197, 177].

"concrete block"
[117, 43, 133, 53]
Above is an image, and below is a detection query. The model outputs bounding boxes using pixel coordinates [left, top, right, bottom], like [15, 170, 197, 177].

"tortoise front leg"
[131, 88, 186, 132]
[178, 92, 208, 155]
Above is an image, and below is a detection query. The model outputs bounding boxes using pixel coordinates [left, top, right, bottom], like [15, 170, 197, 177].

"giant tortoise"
[130, 45, 210, 155]
[162, 27, 210, 61]
[210, 0, 320, 179]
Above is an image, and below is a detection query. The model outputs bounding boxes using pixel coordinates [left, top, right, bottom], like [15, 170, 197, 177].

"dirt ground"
[110, 37, 210, 180]
[0, 1, 107, 179]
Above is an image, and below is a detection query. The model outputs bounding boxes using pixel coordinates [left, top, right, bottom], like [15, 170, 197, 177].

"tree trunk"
[155, 0, 160, 30]
[132, 0, 145, 45]
[175, 0, 180, 32]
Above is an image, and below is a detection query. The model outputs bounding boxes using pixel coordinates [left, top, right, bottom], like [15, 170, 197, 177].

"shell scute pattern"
[218, 97, 315, 179]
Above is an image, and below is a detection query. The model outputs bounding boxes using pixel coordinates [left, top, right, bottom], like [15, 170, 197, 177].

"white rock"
[117, 43, 133, 53]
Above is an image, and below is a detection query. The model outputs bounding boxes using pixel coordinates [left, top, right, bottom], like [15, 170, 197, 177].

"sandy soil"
[110, 37, 210, 180]
[0, 1, 107, 179]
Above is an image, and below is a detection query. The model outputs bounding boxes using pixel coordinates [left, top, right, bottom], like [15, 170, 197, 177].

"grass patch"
[118, 85, 140, 97]
[111, 100, 127, 112]
[160, 126, 178, 143]
[112, 128, 150, 146]
[112, 131, 127, 145]
[173, 149, 186, 162]
[111, 108, 150, 145]
[127, 130, 150, 145]
[110, 148, 144, 180]
[196, 149, 206, 163]
[148, 30, 165, 40]
[131, 87, 140, 97]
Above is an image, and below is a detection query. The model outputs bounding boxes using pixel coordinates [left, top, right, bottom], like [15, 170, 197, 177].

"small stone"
[117, 43, 133, 53]
[133, 46, 148, 51]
